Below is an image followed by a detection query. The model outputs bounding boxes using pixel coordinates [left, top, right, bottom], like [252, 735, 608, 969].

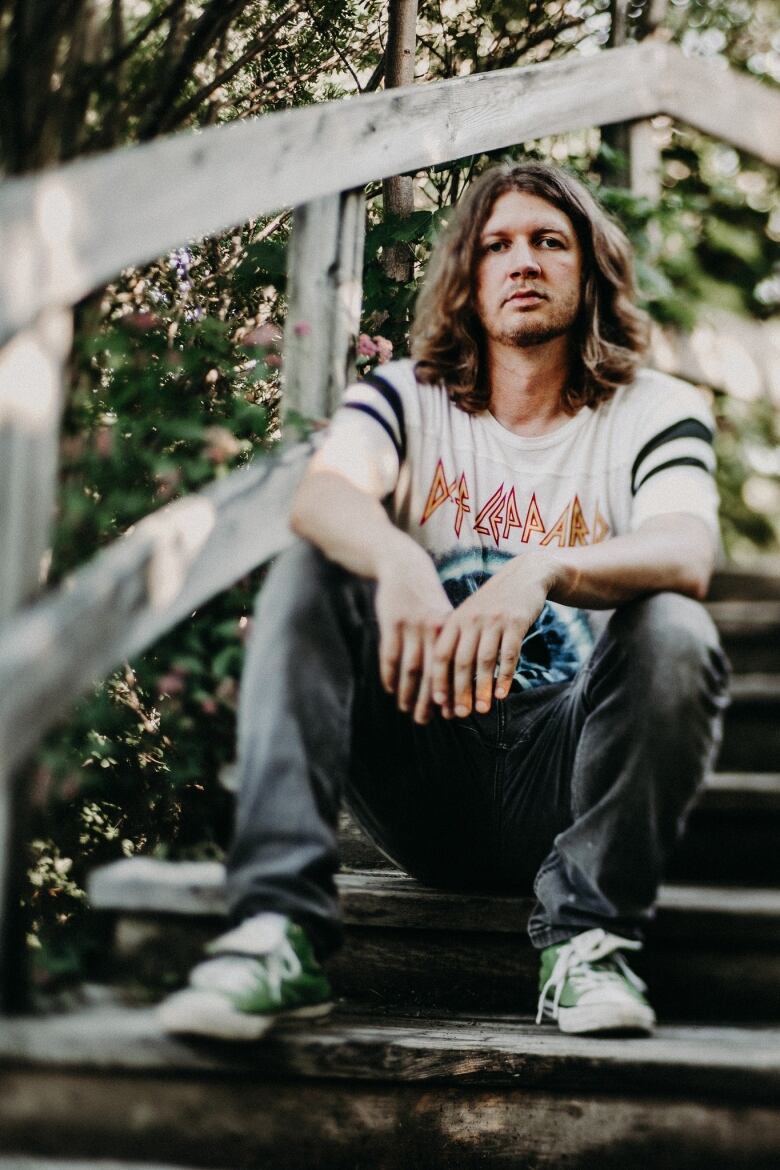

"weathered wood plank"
[3, 43, 778, 346]
[629, 119, 662, 201]
[706, 599, 780, 673]
[0, 43, 667, 345]
[339, 784, 780, 884]
[1, 1003, 779, 1099]
[0, 443, 311, 773]
[282, 189, 365, 422]
[0, 1162, 210, 1170]
[87, 860, 780, 943]
[728, 674, 780, 702]
[105, 909, 780, 1020]
[703, 772, 780, 812]
[0, 307, 71, 1010]
[0, 310, 71, 621]
[3, 1065, 779, 1169]
[664, 50, 780, 165]
[707, 562, 780, 601]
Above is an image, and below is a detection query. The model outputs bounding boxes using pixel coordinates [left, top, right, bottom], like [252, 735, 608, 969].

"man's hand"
[374, 546, 453, 726]
[431, 555, 556, 719]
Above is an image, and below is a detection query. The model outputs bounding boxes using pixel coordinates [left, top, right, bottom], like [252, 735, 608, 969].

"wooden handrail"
[2, 42, 778, 347]
[0, 443, 310, 774]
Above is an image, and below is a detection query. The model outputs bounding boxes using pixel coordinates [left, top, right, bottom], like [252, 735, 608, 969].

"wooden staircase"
[0, 572, 779, 1168]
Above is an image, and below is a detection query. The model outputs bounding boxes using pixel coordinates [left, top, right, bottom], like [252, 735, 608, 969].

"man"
[159, 161, 729, 1041]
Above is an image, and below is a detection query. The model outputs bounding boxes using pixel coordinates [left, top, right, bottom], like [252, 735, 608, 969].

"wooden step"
[706, 601, 780, 672]
[0, 1163, 207, 1170]
[668, 771, 780, 884]
[338, 773, 780, 884]
[89, 861, 780, 941]
[0, 1003, 778, 1168]
[720, 675, 780, 771]
[88, 862, 780, 1021]
[708, 563, 780, 602]
[698, 771, 780, 812]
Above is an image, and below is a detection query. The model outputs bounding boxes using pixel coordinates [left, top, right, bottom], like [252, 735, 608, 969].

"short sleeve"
[628, 378, 719, 534]
[311, 369, 408, 499]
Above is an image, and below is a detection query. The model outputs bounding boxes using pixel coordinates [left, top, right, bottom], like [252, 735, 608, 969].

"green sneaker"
[158, 912, 333, 1041]
[536, 927, 656, 1036]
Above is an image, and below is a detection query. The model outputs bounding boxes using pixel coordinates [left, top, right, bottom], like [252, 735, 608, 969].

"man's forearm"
[289, 468, 418, 579]
[541, 514, 717, 609]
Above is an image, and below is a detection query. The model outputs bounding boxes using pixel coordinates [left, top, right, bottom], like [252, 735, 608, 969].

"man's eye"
[485, 240, 507, 252]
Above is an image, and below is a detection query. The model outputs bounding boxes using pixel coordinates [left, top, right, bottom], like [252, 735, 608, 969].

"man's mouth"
[505, 289, 547, 304]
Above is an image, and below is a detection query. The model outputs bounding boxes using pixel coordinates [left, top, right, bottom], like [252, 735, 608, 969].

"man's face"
[474, 189, 584, 350]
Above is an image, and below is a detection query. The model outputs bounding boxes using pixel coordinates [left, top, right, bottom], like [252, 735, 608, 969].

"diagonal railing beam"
[0, 41, 666, 346]
[0, 443, 310, 776]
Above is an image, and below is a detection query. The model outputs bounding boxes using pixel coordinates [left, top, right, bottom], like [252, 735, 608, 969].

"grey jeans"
[226, 542, 730, 956]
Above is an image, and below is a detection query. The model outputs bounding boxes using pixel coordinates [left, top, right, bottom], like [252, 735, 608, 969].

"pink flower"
[156, 672, 185, 697]
[357, 333, 379, 357]
[204, 425, 242, 464]
[125, 312, 162, 332]
[293, 321, 311, 337]
[200, 698, 218, 715]
[154, 469, 181, 501]
[375, 336, 393, 364]
[264, 352, 282, 368]
[94, 428, 114, 459]
[243, 322, 283, 348]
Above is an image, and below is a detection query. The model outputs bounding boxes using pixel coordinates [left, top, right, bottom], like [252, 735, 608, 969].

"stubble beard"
[485, 296, 581, 350]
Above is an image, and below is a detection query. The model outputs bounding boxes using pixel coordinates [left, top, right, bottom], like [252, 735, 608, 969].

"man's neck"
[486, 336, 575, 437]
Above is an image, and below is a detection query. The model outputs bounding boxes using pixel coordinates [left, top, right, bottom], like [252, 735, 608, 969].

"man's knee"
[607, 592, 729, 708]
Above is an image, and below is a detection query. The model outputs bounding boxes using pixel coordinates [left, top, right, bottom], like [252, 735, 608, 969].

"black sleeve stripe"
[631, 418, 713, 495]
[361, 372, 407, 461]
[634, 456, 713, 494]
[343, 402, 403, 465]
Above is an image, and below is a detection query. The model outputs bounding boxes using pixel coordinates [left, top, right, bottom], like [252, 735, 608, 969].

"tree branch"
[99, 0, 184, 75]
[301, 0, 363, 91]
[482, 16, 586, 72]
[157, 0, 305, 133]
[137, 0, 252, 140]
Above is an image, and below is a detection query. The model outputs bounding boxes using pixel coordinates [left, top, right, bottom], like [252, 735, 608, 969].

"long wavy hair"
[411, 161, 650, 414]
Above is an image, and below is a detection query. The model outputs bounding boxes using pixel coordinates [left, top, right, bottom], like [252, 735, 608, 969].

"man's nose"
[509, 243, 541, 277]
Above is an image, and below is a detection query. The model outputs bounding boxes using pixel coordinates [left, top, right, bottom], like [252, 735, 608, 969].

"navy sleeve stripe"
[631, 418, 713, 495]
[361, 372, 407, 461]
[343, 402, 403, 464]
[634, 456, 712, 494]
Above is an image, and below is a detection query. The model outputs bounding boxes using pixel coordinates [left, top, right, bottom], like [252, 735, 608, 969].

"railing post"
[282, 188, 366, 423]
[0, 306, 71, 1011]
[603, 0, 665, 198]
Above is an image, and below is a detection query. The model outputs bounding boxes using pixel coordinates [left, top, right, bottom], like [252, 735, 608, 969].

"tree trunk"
[382, 0, 418, 283]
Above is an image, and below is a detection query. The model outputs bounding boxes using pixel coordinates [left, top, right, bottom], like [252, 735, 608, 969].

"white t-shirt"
[315, 359, 719, 689]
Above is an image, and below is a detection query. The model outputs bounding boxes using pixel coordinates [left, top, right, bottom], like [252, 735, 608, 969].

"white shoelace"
[536, 927, 647, 1024]
[192, 920, 303, 1001]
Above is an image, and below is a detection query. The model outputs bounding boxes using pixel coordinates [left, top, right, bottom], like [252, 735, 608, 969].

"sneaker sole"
[555, 1002, 656, 1036]
[157, 988, 334, 1042]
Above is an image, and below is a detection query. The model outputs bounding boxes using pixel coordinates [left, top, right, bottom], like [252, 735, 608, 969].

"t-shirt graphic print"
[315, 359, 719, 690]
